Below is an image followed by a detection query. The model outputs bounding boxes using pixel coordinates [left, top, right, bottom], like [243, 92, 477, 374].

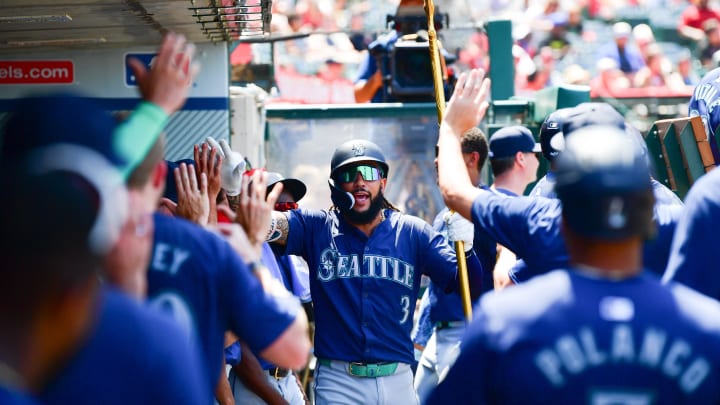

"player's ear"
[152, 161, 168, 189]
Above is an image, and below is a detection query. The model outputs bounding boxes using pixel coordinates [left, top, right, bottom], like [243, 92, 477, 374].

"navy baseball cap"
[689, 67, 720, 160]
[1, 93, 124, 167]
[1, 95, 129, 256]
[488, 126, 541, 159]
[562, 102, 626, 137]
[267, 172, 307, 202]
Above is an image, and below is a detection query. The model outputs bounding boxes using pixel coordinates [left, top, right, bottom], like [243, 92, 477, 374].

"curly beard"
[341, 189, 385, 225]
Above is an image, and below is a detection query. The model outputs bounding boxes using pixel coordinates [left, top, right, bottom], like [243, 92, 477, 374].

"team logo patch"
[352, 143, 365, 157]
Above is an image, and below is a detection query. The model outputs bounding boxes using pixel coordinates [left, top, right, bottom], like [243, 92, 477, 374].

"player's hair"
[490, 155, 516, 178]
[461, 127, 489, 172]
[127, 133, 166, 190]
[0, 170, 103, 313]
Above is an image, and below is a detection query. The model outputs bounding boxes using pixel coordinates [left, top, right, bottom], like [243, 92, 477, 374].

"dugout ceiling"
[0, 0, 270, 51]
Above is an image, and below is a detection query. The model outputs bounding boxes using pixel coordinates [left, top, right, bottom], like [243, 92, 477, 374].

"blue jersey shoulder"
[664, 168, 720, 298]
[41, 288, 208, 404]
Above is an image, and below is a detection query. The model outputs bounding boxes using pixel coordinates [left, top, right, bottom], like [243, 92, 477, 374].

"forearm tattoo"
[267, 214, 290, 243]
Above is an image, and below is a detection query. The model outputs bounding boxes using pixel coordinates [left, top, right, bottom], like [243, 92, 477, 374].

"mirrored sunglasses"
[275, 201, 299, 211]
[336, 165, 383, 183]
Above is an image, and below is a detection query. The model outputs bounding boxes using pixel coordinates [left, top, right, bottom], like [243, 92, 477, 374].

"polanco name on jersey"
[317, 248, 414, 289]
[534, 324, 710, 393]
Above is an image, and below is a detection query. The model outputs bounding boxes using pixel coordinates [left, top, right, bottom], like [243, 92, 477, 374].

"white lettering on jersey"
[148, 291, 195, 343]
[151, 242, 190, 275]
[316, 248, 414, 289]
[534, 324, 711, 392]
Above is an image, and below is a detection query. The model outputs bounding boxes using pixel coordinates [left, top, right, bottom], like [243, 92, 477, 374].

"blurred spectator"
[562, 63, 591, 85]
[677, 49, 701, 85]
[590, 57, 632, 97]
[632, 23, 657, 63]
[700, 19, 720, 68]
[566, 5, 585, 36]
[678, 0, 720, 42]
[597, 22, 645, 79]
[538, 12, 572, 60]
[458, 31, 490, 71]
[633, 43, 686, 90]
[513, 23, 537, 58]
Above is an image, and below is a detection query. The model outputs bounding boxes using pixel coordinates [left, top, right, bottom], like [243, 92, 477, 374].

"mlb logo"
[124, 53, 156, 86]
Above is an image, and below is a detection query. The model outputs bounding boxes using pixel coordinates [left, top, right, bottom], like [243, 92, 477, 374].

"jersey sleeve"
[113, 101, 168, 178]
[217, 239, 300, 354]
[663, 182, 720, 299]
[284, 208, 326, 259]
[470, 191, 564, 269]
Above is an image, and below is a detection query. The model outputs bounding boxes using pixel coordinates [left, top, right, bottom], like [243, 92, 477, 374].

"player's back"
[40, 288, 207, 404]
[429, 270, 720, 404]
[147, 213, 297, 394]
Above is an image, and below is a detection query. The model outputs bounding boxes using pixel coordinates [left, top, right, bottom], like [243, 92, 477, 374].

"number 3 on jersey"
[400, 295, 410, 324]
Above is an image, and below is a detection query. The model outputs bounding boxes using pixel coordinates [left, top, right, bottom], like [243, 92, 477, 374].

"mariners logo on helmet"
[352, 143, 366, 157]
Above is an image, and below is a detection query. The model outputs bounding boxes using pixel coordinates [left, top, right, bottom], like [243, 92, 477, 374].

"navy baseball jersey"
[40, 288, 206, 404]
[283, 208, 482, 364]
[470, 189, 682, 282]
[531, 173, 683, 207]
[664, 167, 720, 298]
[0, 387, 39, 405]
[148, 213, 299, 394]
[529, 172, 556, 198]
[428, 270, 720, 404]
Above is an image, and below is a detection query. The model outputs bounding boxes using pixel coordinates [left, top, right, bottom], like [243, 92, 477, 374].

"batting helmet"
[539, 108, 572, 163]
[330, 139, 389, 179]
[554, 125, 655, 240]
[689, 67, 720, 160]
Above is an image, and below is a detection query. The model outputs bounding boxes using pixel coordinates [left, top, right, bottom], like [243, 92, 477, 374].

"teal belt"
[436, 321, 465, 330]
[317, 358, 399, 378]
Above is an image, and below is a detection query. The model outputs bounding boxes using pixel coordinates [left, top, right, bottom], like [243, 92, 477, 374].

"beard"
[341, 189, 385, 225]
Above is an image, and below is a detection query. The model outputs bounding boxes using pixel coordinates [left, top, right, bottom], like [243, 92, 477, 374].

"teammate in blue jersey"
[414, 127, 492, 403]
[228, 172, 312, 405]
[663, 166, 720, 298]
[447, 101, 683, 284]
[663, 66, 720, 298]
[531, 103, 684, 207]
[435, 78, 720, 401]
[125, 137, 310, 402]
[0, 98, 206, 404]
[267, 138, 482, 404]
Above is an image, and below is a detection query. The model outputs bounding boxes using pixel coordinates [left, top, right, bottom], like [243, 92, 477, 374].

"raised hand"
[194, 143, 223, 200]
[235, 170, 283, 247]
[206, 137, 246, 197]
[443, 69, 491, 135]
[194, 143, 223, 224]
[174, 163, 210, 226]
[127, 32, 201, 115]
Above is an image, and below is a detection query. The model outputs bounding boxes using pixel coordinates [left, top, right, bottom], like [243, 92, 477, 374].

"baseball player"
[11, 95, 309, 405]
[414, 127, 493, 403]
[1, 95, 207, 404]
[663, 66, 720, 298]
[530, 103, 684, 208]
[227, 172, 311, 405]
[267, 139, 483, 404]
[455, 101, 684, 285]
[435, 93, 720, 401]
